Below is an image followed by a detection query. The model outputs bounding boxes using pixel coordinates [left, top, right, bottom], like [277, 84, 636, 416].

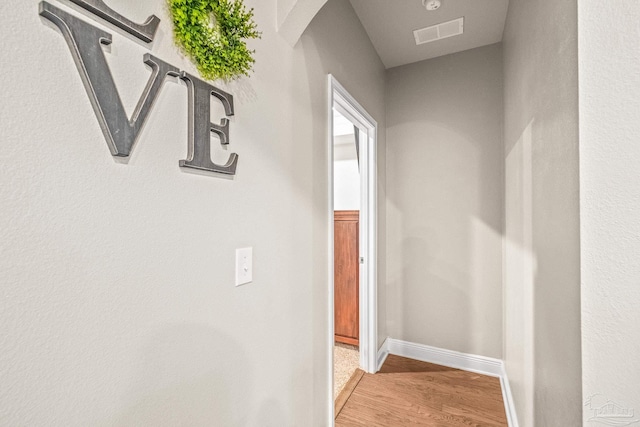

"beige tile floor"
[334, 343, 359, 398]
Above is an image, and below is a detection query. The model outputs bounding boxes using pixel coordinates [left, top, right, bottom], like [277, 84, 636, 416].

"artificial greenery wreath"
[168, 0, 260, 81]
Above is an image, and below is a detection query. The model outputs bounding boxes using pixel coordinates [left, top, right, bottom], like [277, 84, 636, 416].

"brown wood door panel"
[334, 210, 359, 346]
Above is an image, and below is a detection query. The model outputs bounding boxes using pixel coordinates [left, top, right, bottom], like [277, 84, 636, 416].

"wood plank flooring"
[335, 355, 507, 426]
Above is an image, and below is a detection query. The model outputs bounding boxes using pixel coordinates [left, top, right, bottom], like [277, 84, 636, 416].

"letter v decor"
[38, 0, 241, 176]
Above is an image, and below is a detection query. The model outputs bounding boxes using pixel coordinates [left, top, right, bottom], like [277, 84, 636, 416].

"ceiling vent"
[413, 17, 464, 45]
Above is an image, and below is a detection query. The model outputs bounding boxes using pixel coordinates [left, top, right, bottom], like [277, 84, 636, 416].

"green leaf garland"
[169, 0, 261, 81]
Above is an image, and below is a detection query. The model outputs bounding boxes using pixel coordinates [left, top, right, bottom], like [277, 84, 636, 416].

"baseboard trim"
[499, 365, 519, 427]
[386, 338, 502, 376]
[376, 338, 389, 372]
[383, 338, 519, 427]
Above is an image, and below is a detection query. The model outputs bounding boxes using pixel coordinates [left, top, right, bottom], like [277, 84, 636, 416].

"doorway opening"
[332, 108, 361, 399]
[328, 75, 377, 420]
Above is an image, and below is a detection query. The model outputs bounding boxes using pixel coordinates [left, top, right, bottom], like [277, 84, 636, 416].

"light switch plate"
[235, 247, 253, 286]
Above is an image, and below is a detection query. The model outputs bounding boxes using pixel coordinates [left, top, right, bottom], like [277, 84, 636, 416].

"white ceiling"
[349, 0, 509, 69]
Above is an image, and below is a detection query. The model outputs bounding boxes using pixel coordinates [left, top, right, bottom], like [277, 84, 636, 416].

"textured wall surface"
[579, 1, 640, 423]
[385, 44, 504, 359]
[0, 0, 385, 425]
[503, 0, 582, 425]
[298, 0, 388, 351]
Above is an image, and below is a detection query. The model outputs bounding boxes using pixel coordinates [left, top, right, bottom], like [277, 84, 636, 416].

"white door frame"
[327, 74, 378, 421]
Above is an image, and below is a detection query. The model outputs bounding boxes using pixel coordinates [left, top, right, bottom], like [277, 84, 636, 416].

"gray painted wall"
[0, 0, 385, 425]
[579, 1, 640, 423]
[385, 43, 504, 359]
[503, 0, 582, 425]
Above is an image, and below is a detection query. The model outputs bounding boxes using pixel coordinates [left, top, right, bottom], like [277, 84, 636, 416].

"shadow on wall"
[400, 231, 471, 348]
[390, 217, 504, 357]
[384, 45, 504, 359]
[385, 46, 504, 237]
[385, 121, 503, 357]
[109, 324, 284, 426]
[291, 27, 332, 427]
[504, 119, 536, 427]
[505, 110, 582, 426]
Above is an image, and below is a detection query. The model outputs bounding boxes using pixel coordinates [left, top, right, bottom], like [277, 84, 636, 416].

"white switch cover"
[235, 247, 253, 286]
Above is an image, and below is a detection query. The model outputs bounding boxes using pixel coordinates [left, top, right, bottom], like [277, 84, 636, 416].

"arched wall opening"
[278, 0, 328, 46]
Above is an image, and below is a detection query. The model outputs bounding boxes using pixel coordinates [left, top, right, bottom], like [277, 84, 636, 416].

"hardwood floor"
[335, 355, 508, 426]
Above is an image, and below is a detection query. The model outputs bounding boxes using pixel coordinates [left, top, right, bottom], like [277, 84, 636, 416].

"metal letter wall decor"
[67, 0, 160, 43]
[179, 72, 238, 174]
[39, 1, 239, 176]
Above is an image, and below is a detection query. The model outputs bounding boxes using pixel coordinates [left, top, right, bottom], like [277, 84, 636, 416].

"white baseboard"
[499, 365, 519, 427]
[380, 338, 519, 427]
[386, 338, 503, 376]
[376, 337, 389, 371]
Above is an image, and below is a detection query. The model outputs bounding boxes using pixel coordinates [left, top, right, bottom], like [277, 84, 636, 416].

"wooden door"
[334, 210, 359, 346]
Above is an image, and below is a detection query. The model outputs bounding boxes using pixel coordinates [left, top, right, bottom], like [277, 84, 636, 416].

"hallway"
[1, 0, 638, 425]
